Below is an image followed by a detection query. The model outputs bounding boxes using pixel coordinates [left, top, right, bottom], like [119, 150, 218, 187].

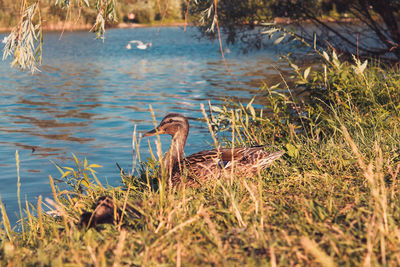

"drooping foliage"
[191, 0, 400, 60]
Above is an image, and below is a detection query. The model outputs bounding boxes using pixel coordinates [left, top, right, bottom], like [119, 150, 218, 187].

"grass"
[0, 52, 399, 266]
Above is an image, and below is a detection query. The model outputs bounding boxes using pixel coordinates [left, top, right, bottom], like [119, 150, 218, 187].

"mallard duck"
[79, 196, 140, 228]
[143, 113, 284, 186]
[79, 196, 120, 228]
[79, 113, 283, 227]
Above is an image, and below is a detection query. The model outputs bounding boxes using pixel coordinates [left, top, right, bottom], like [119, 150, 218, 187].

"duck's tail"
[254, 150, 284, 169]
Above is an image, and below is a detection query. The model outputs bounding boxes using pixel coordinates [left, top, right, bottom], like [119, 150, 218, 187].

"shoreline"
[0, 17, 364, 34]
[0, 21, 190, 33]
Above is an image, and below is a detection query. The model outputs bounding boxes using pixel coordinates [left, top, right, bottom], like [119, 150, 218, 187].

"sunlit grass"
[0, 53, 399, 265]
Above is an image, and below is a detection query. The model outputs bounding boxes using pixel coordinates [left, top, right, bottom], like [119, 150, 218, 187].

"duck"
[79, 196, 120, 228]
[79, 113, 283, 227]
[143, 113, 284, 186]
[79, 196, 141, 228]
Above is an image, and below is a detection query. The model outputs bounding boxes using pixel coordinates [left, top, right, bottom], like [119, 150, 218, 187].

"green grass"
[1, 52, 399, 266]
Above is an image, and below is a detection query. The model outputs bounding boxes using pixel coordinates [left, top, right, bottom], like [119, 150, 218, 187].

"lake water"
[0, 27, 285, 223]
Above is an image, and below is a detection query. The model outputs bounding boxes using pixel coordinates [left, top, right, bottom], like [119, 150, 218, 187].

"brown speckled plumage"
[144, 113, 284, 187]
[79, 196, 120, 228]
[79, 196, 141, 228]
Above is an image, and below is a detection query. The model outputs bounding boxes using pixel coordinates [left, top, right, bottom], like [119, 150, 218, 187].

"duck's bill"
[143, 128, 165, 137]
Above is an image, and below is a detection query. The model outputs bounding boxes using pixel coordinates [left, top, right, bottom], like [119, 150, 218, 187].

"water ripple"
[0, 27, 284, 223]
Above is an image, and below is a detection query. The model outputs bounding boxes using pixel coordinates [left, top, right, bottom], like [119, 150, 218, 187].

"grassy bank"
[0, 52, 399, 266]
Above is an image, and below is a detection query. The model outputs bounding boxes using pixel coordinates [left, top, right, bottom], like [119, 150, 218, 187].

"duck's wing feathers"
[175, 147, 283, 186]
[184, 146, 283, 165]
[182, 147, 249, 165]
[183, 149, 220, 164]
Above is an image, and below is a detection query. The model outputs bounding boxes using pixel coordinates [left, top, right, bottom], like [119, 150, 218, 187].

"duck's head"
[143, 113, 189, 138]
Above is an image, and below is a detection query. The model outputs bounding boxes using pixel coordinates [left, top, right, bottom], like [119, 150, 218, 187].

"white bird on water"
[2, 36, 8, 44]
[126, 40, 152, 50]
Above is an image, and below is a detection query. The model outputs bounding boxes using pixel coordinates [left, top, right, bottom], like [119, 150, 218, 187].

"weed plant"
[0, 52, 399, 266]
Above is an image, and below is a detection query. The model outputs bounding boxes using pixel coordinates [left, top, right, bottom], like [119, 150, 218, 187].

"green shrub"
[131, 2, 156, 23]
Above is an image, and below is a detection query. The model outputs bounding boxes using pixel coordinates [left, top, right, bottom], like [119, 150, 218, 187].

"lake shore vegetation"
[1, 49, 399, 265]
[193, 0, 400, 61]
[2, 0, 399, 72]
[0, 0, 184, 29]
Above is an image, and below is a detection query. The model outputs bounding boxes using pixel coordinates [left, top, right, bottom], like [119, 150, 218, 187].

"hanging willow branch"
[2, 1, 43, 73]
[2, 0, 117, 73]
[91, 0, 117, 40]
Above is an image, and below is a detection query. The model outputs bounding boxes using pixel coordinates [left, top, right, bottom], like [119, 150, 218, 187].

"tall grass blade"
[37, 195, 44, 238]
[301, 237, 337, 267]
[0, 197, 13, 243]
[15, 150, 25, 237]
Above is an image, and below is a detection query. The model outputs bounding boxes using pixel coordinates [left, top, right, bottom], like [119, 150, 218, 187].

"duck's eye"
[161, 119, 172, 126]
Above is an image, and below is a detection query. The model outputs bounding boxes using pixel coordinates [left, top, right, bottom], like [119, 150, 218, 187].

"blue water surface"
[0, 27, 284, 223]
